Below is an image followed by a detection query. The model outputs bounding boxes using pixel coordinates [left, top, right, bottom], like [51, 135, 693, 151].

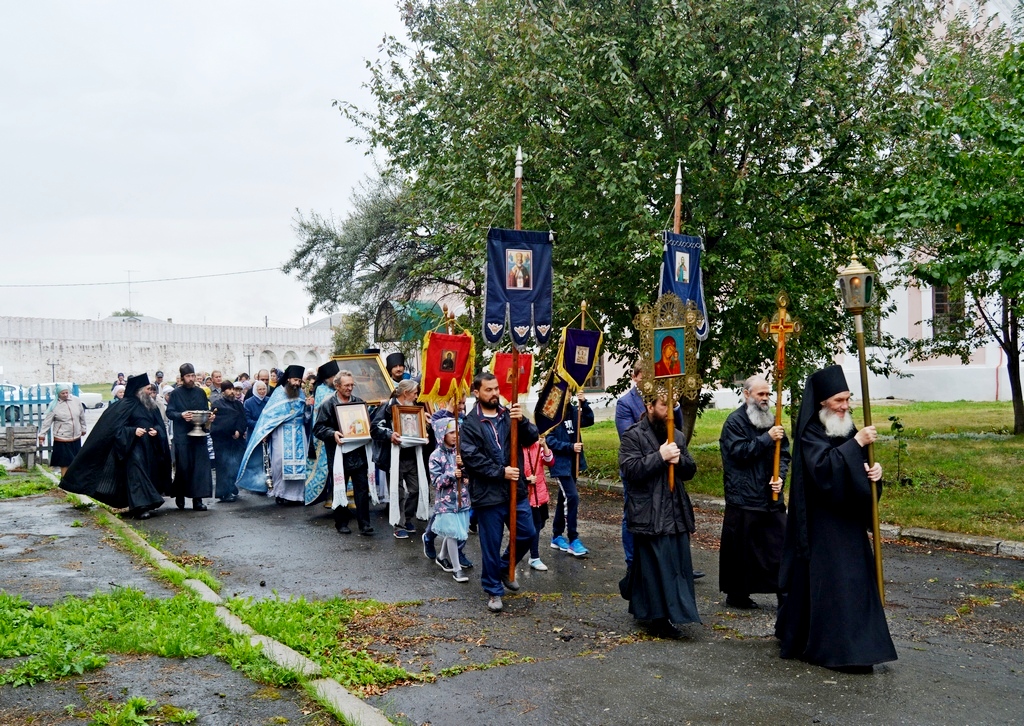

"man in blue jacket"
[547, 391, 594, 557]
[460, 371, 538, 613]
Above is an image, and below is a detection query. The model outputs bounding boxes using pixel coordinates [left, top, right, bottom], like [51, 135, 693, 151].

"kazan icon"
[653, 327, 685, 378]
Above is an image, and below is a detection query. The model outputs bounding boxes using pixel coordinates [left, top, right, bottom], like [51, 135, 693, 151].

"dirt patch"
[0, 654, 335, 726]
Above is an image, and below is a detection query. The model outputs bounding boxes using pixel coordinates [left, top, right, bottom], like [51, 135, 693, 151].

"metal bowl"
[186, 409, 211, 436]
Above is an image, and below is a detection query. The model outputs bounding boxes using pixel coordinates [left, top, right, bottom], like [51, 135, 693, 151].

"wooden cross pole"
[443, 305, 464, 510]
[758, 291, 801, 501]
[575, 300, 586, 476]
[508, 146, 523, 584]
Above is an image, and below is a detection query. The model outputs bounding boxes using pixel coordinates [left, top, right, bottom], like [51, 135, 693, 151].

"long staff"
[574, 301, 586, 476]
[854, 312, 885, 606]
[667, 162, 682, 490]
[508, 148, 523, 583]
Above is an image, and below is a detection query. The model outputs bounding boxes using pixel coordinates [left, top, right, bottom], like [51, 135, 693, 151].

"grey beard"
[819, 408, 856, 438]
[136, 390, 159, 410]
[745, 401, 775, 430]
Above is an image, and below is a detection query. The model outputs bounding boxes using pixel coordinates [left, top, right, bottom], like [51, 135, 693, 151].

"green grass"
[0, 470, 56, 498]
[583, 401, 1024, 540]
[226, 595, 414, 690]
[79, 382, 114, 401]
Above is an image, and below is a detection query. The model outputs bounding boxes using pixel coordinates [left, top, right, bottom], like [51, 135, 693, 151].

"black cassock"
[166, 386, 213, 499]
[775, 417, 896, 668]
[210, 397, 247, 499]
[60, 397, 168, 514]
[718, 407, 789, 598]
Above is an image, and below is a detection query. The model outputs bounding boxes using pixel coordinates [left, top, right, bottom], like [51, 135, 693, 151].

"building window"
[585, 355, 605, 391]
[932, 284, 965, 337]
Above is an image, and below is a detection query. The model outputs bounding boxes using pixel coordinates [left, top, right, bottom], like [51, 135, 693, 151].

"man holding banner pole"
[460, 371, 538, 613]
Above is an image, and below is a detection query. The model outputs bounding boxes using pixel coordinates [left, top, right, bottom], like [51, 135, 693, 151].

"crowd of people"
[48, 354, 894, 673]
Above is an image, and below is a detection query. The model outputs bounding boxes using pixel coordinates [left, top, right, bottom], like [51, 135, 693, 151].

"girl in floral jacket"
[523, 438, 555, 571]
[429, 418, 472, 583]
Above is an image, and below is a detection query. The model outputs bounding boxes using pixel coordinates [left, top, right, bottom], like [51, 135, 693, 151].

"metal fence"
[0, 384, 73, 462]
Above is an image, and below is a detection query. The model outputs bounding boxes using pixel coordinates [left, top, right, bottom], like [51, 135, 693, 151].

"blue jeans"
[552, 475, 580, 542]
[477, 498, 536, 596]
[621, 471, 633, 567]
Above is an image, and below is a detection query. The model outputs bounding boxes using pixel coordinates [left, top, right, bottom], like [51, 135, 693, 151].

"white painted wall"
[0, 316, 333, 385]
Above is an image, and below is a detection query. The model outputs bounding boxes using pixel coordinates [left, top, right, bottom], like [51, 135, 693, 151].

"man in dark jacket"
[775, 365, 896, 672]
[546, 391, 594, 557]
[370, 379, 433, 538]
[618, 392, 699, 638]
[313, 370, 374, 535]
[719, 375, 790, 609]
[210, 381, 247, 503]
[461, 371, 539, 613]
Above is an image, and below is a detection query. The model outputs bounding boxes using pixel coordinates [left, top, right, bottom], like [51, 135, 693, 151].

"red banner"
[420, 331, 475, 405]
[490, 352, 533, 403]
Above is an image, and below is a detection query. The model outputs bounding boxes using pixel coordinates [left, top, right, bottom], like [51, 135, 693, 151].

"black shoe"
[692, 570, 706, 579]
[359, 525, 375, 536]
[175, 497, 185, 510]
[725, 595, 759, 609]
[336, 524, 352, 534]
[136, 511, 153, 520]
[192, 499, 208, 511]
[645, 619, 682, 639]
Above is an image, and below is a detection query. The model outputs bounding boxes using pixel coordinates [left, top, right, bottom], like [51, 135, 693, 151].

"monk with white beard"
[775, 365, 896, 673]
[718, 375, 790, 610]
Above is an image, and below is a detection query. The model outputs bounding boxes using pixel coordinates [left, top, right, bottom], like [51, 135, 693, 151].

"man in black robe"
[210, 380, 246, 503]
[165, 363, 215, 511]
[60, 373, 169, 519]
[775, 364, 896, 672]
[313, 370, 374, 535]
[719, 375, 789, 609]
[618, 392, 699, 639]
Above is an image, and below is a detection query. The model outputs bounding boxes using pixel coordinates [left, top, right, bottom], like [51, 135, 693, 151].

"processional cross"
[758, 291, 801, 501]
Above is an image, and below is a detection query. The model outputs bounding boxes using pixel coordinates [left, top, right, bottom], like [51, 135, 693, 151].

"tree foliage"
[335, 0, 936, 403]
[865, 9, 1024, 432]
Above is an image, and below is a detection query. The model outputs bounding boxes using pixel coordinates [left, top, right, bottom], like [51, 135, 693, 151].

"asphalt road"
[118, 485, 1024, 726]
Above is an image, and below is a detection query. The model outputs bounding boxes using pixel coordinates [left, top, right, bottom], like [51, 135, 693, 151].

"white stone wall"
[0, 316, 333, 385]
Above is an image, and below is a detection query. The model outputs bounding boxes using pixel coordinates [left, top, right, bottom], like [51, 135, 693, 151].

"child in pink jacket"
[523, 438, 555, 571]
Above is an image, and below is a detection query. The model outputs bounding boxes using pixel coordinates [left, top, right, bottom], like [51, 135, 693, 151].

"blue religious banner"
[555, 327, 603, 390]
[659, 231, 709, 340]
[533, 369, 570, 436]
[484, 227, 554, 347]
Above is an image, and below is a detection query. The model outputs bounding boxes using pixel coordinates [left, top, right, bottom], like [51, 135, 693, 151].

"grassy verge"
[0, 468, 57, 499]
[79, 382, 113, 401]
[226, 595, 416, 693]
[582, 401, 1024, 541]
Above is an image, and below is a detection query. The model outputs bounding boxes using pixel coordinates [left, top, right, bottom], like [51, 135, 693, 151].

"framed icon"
[653, 326, 685, 379]
[392, 405, 426, 439]
[329, 354, 395, 405]
[335, 402, 371, 440]
[505, 248, 533, 290]
[675, 250, 690, 284]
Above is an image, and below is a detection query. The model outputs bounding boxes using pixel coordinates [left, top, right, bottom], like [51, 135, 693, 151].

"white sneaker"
[529, 557, 548, 571]
[453, 571, 469, 583]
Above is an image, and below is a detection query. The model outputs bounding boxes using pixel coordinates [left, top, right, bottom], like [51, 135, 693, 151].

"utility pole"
[46, 359, 59, 382]
[243, 348, 255, 375]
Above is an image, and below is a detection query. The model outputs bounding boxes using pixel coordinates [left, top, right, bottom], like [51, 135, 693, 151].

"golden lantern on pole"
[836, 253, 885, 605]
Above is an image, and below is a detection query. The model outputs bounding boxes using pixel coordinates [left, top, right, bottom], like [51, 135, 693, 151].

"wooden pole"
[508, 146, 523, 584]
[771, 340, 785, 502]
[667, 161, 682, 489]
[855, 312, 885, 606]
[575, 300, 586, 476]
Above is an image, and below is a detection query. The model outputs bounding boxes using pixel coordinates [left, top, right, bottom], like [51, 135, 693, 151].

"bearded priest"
[718, 375, 789, 610]
[775, 365, 896, 673]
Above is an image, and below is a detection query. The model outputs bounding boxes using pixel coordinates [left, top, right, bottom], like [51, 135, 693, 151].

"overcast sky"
[0, 1, 404, 328]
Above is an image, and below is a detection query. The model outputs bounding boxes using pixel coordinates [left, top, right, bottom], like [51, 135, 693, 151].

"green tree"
[110, 308, 142, 317]
[331, 309, 372, 355]
[865, 12, 1024, 433]
[288, 0, 946, 438]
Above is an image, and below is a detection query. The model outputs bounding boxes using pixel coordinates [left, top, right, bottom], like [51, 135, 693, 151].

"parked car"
[31, 382, 104, 409]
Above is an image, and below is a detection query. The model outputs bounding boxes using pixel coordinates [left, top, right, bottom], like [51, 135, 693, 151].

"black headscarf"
[785, 365, 850, 559]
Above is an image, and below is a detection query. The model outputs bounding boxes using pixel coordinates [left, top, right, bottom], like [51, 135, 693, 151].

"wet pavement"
[3, 483, 1024, 725]
[131, 487, 1024, 725]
